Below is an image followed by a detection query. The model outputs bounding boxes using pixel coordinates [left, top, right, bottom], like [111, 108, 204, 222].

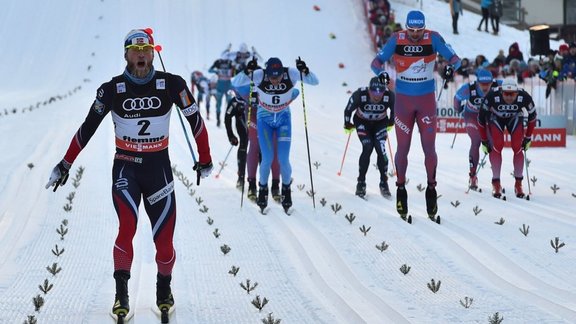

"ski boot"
[247, 178, 257, 201]
[355, 180, 367, 198]
[281, 183, 292, 212]
[156, 273, 174, 322]
[492, 179, 503, 199]
[396, 184, 409, 222]
[112, 270, 131, 319]
[514, 177, 525, 198]
[379, 178, 391, 198]
[271, 179, 281, 202]
[425, 184, 439, 223]
[236, 175, 244, 190]
[257, 184, 269, 212]
[468, 172, 479, 191]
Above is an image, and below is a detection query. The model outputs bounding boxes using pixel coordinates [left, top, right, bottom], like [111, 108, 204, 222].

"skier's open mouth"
[137, 61, 146, 68]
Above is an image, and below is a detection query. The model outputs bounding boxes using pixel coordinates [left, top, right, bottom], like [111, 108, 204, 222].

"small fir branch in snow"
[388, 171, 395, 178]
[320, 198, 327, 207]
[24, 315, 37, 324]
[473, 205, 482, 216]
[438, 194, 443, 199]
[399, 264, 411, 275]
[189, 188, 196, 197]
[199, 205, 209, 213]
[297, 184, 305, 191]
[240, 279, 258, 294]
[56, 224, 68, 240]
[459, 296, 473, 308]
[46, 263, 62, 276]
[416, 184, 425, 192]
[218, 161, 227, 169]
[572, 193, 576, 198]
[519, 224, 530, 236]
[331, 203, 342, 214]
[66, 192, 75, 204]
[451, 200, 460, 208]
[427, 279, 441, 293]
[63, 203, 72, 212]
[251, 295, 269, 312]
[359, 225, 371, 236]
[195, 197, 203, 205]
[479, 159, 486, 169]
[345, 213, 356, 224]
[261, 312, 281, 324]
[530, 176, 537, 186]
[488, 312, 504, 324]
[550, 184, 559, 194]
[525, 158, 531, 167]
[306, 189, 315, 198]
[213, 228, 220, 238]
[206, 217, 214, 225]
[27, 163, 34, 170]
[72, 179, 81, 189]
[220, 244, 231, 255]
[313, 161, 321, 169]
[62, 219, 68, 226]
[228, 266, 240, 276]
[494, 217, 505, 225]
[33, 295, 44, 312]
[550, 237, 565, 253]
[51, 244, 64, 257]
[405, 178, 410, 185]
[38, 279, 53, 294]
[375, 241, 389, 252]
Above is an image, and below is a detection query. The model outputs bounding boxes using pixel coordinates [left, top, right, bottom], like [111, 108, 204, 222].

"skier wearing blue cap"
[453, 69, 499, 190]
[370, 10, 461, 223]
[232, 57, 319, 213]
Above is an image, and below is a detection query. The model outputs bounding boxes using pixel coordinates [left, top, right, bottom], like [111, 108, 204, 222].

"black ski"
[400, 214, 412, 224]
[152, 305, 175, 323]
[428, 214, 441, 224]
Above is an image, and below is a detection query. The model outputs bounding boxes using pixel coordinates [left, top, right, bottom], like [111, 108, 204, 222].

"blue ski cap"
[476, 69, 493, 83]
[406, 10, 425, 29]
[369, 77, 385, 93]
[265, 57, 284, 77]
[124, 29, 154, 48]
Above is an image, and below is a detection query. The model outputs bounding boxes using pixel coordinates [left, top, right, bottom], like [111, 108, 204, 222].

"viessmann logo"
[403, 45, 423, 53]
[122, 97, 162, 111]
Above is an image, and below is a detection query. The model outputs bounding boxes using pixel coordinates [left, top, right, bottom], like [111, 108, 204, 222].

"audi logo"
[472, 98, 483, 105]
[264, 83, 287, 91]
[122, 97, 162, 111]
[403, 45, 423, 53]
[497, 104, 519, 111]
[364, 104, 386, 112]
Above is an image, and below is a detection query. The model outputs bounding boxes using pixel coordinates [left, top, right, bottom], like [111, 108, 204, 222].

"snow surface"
[0, 0, 574, 323]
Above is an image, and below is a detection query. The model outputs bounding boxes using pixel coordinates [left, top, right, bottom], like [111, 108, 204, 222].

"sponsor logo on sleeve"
[182, 103, 199, 116]
[92, 99, 106, 115]
[179, 90, 192, 107]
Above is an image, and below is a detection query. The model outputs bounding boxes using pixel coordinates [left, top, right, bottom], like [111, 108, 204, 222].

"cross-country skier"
[232, 57, 319, 212]
[344, 74, 395, 198]
[478, 78, 536, 198]
[45, 29, 213, 320]
[370, 10, 461, 221]
[208, 54, 236, 127]
[453, 69, 499, 190]
[190, 70, 210, 118]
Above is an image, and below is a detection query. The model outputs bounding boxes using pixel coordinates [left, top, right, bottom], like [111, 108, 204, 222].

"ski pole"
[337, 132, 352, 176]
[155, 45, 201, 185]
[241, 69, 255, 208]
[437, 78, 448, 102]
[298, 56, 316, 209]
[387, 136, 397, 176]
[524, 149, 532, 195]
[450, 115, 463, 149]
[214, 145, 234, 179]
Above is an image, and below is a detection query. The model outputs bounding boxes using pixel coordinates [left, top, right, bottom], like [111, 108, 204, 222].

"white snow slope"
[0, 0, 574, 323]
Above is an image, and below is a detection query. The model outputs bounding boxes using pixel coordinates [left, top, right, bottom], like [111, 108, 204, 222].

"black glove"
[296, 58, 309, 75]
[244, 57, 258, 75]
[443, 65, 454, 80]
[193, 161, 213, 185]
[229, 136, 239, 146]
[522, 137, 532, 151]
[45, 160, 71, 192]
[481, 140, 492, 154]
[378, 71, 390, 85]
[344, 122, 355, 134]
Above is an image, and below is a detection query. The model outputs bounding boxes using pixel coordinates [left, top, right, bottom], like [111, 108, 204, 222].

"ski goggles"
[407, 27, 424, 33]
[125, 44, 155, 51]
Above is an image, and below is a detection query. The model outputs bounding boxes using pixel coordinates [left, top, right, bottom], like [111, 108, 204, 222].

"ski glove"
[443, 65, 454, 80]
[245, 58, 258, 75]
[45, 160, 71, 192]
[378, 71, 390, 85]
[296, 58, 309, 75]
[194, 161, 213, 178]
[481, 140, 492, 154]
[229, 136, 239, 146]
[344, 122, 355, 134]
[522, 137, 532, 151]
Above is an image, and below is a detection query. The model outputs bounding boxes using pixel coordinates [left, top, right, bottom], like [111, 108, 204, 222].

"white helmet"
[501, 78, 518, 92]
[238, 42, 248, 53]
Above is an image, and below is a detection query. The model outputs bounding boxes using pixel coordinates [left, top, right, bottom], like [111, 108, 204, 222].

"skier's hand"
[245, 57, 258, 75]
[296, 58, 309, 75]
[522, 137, 532, 151]
[194, 161, 213, 184]
[344, 122, 355, 134]
[45, 160, 71, 192]
[378, 71, 390, 85]
[386, 124, 394, 133]
[229, 136, 239, 146]
[481, 140, 492, 154]
[442, 65, 454, 80]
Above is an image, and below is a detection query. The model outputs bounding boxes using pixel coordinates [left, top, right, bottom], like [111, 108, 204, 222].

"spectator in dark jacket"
[505, 42, 525, 65]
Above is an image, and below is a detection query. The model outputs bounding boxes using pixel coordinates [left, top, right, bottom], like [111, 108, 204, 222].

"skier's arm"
[454, 84, 470, 113]
[224, 99, 237, 141]
[432, 32, 461, 70]
[287, 67, 319, 85]
[371, 34, 397, 75]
